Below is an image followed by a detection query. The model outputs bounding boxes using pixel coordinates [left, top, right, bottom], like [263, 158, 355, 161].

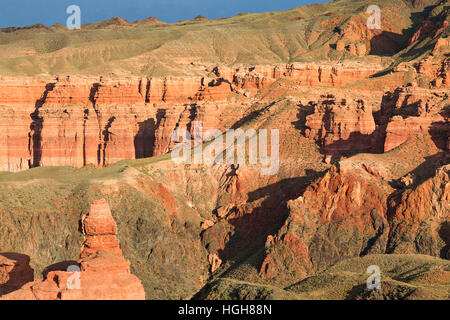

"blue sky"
[0, 0, 328, 28]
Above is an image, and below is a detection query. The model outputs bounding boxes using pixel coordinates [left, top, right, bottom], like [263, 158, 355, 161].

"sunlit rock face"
[0, 199, 145, 300]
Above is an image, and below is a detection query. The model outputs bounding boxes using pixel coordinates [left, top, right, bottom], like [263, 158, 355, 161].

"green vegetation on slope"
[198, 254, 450, 300]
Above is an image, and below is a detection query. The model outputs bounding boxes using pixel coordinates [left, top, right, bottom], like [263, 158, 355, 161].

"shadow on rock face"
[429, 121, 449, 151]
[438, 222, 450, 259]
[0, 252, 34, 296]
[42, 260, 79, 279]
[369, 31, 406, 57]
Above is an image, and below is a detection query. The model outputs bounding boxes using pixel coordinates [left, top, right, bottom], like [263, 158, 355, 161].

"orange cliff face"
[0, 60, 447, 173]
[0, 199, 145, 300]
[0, 77, 50, 171]
[0, 62, 382, 172]
[259, 160, 449, 286]
[380, 86, 449, 152]
[259, 161, 390, 284]
[388, 164, 450, 258]
[304, 94, 378, 156]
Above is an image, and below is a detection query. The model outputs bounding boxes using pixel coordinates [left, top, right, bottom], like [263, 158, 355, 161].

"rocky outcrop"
[394, 56, 450, 89]
[333, 16, 371, 56]
[416, 57, 450, 89]
[208, 253, 222, 273]
[230, 62, 379, 89]
[0, 63, 381, 172]
[387, 164, 450, 257]
[0, 253, 34, 295]
[409, 20, 448, 45]
[380, 86, 449, 152]
[300, 83, 449, 156]
[260, 161, 389, 285]
[80, 199, 122, 258]
[259, 159, 450, 286]
[304, 94, 377, 156]
[0, 199, 145, 300]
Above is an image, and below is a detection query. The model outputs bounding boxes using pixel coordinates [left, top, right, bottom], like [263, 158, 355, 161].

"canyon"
[0, 0, 449, 300]
[0, 62, 382, 172]
[0, 58, 447, 172]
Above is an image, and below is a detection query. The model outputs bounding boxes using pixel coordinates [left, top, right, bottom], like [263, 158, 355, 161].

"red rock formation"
[432, 37, 450, 58]
[232, 63, 379, 89]
[408, 19, 448, 46]
[395, 56, 450, 89]
[0, 199, 145, 300]
[332, 16, 372, 56]
[0, 62, 383, 172]
[208, 254, 222, 273]
[260, 161, 389, 285]
[411, 56, 450, 89]
[384, 116, 446, 152]
[304, 94, 377, 155]
[388, 164, 449, 257]
[0, 77, 50, 171]
[0, 253, 34, 295]
[80, 199, 122, 258]
[381, 86, 449, 152]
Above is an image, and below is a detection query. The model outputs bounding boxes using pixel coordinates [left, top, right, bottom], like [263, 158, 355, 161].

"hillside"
[0, 0, 447, 76]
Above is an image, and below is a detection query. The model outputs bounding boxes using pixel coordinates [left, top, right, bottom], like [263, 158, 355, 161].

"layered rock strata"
[0, 199, 145, 300]
[380, 86, 449, 152]
[260, 161, 449, 286]
[0, 60, 447, 172]
[304, 94, 377, 156]
[0, 62, 379, 172]
[259, 161, 390, 284]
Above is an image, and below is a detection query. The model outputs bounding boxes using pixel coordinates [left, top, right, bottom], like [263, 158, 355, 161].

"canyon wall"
[0, 63, 379, 172]
[304, 94, 378, 156]
[0, 59, 448, 172]
[379, 86, 449, 152]
[259, 161, 450, 286]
